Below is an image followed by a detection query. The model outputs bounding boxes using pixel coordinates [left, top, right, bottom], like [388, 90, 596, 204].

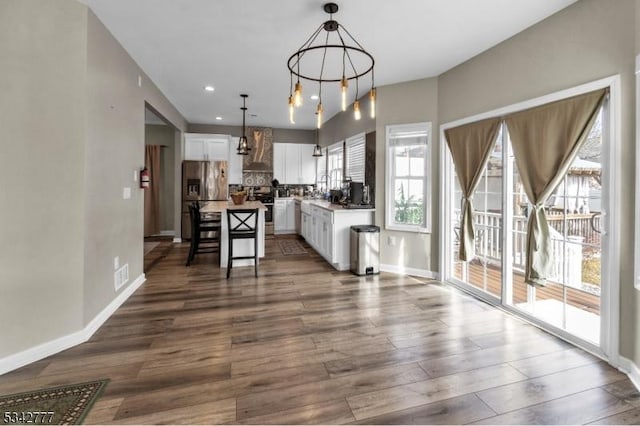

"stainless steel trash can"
[350, 225, 380, 276]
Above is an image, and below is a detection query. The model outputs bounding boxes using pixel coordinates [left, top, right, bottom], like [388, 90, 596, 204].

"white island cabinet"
[301, 200, 374, 271]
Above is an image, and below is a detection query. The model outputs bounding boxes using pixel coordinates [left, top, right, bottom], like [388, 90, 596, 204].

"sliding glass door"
[453, 128, 503, 300]
[445, 101, 609, 351]
[511, 110, 603, 344]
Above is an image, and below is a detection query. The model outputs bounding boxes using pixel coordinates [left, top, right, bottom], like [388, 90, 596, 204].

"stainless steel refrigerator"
[182, 160, 228, 240]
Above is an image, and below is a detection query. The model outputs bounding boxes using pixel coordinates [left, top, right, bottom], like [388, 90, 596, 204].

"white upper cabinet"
[299, 144, 317, 184]
[184, 133, 229, 161]
[273, 143, 317, 184]
[227, 137, 243, 184]
[273, 143, 286, 183]
[284, 144, 300, 184]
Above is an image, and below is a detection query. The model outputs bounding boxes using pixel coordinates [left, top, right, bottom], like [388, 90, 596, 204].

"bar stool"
[226, 208, 259, 279]
[185, 203, 221, 266]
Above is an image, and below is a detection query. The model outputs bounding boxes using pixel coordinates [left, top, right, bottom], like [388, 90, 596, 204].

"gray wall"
[374, 78, 439, 271]
[319, 95, 375, 146]
[145, 124, 176, 232]
[188, 124, 315, 144]
[637, 0, 640, 54]
[0, 0, 87, 358]
[0, 0, 187, 360]
[83, 10, 187, 324]
[438, 0, 636, 360]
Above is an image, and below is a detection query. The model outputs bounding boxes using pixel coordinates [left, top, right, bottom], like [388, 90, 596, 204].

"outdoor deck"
[454, 260, 600, 315]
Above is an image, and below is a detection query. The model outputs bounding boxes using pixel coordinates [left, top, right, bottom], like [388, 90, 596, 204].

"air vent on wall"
[114, 264, 129, 291]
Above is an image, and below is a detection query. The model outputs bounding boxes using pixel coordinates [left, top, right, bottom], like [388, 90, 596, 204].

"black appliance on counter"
[330, 189, 343, 204]
[349, 182, 364, 205]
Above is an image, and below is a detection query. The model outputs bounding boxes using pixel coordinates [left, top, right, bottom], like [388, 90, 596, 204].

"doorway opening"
[143, 106, 176, 271]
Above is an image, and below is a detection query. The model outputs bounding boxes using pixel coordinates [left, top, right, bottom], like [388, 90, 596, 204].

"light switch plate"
[123, 187, 131, 199]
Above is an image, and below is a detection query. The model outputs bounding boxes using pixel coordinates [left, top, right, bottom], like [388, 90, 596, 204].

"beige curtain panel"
[144, 145, 162, 237]
[445, 117, 501, 261]
[506, 88, 606, 286]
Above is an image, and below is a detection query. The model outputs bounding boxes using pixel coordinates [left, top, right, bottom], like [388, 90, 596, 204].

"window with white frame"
[316, 147, 327, 190]
[346, 133, 366, 183]
[327, 142, 344, 189]
[386, 122, 431, 232]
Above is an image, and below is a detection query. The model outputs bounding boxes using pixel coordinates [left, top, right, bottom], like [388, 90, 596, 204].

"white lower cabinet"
[274, 199, 295, 234]
[301, 212, 311, 240]
[302, 202, 374, 271]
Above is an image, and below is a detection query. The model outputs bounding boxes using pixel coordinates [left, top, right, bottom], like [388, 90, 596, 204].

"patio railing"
[456, 210, 600, 289]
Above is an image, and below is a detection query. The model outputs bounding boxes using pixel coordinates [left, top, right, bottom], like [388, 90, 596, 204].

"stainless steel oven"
[255, 194, 274, 235]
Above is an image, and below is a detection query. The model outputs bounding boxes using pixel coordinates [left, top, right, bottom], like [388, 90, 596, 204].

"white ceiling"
[82, 0, 577, 130]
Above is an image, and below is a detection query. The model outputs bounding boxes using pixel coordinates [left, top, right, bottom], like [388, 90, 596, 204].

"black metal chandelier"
[287, 2, 376, 129]
[237, 94, 250, 155]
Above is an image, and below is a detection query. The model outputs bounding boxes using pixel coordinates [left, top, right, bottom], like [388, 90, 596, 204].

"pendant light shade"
[312, 129, 323, 157]
[237, 94, 250, 156]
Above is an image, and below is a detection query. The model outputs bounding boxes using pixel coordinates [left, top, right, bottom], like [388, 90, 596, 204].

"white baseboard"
[158, 230, 175, 237]
[380, 263, 440, 280]
[618, 356, 640, 392]
[173, 237, 182, 243]
[0, 274, 146, 376]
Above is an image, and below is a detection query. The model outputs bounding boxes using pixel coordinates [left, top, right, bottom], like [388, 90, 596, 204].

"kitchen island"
[200, 200, 266, 268]
[297, 198, 375, 271]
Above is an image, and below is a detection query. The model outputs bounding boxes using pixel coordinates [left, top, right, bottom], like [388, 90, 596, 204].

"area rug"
[0, 379, 109, 425]
[278, 239, 308, 255]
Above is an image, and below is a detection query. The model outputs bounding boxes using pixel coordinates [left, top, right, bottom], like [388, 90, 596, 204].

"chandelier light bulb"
[353, 100, 361, 120]
[294, 82, 303, 107]
[340, 77, 348, 111]
[369, 88, 376, 119]
[316, 103, 323, 129]
[288, 96, 295, 124]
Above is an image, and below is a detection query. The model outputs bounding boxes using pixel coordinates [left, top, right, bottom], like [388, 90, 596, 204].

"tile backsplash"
[242, 171, 273, 187]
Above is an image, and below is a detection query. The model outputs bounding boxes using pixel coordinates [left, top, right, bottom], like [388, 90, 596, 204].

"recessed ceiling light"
[204, 85, 215, 92]
[310, 94, 319, 100]
[215, 116, 222, 120]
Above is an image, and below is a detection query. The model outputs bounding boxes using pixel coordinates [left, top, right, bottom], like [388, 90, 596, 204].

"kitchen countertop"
[299, 198, 375, 213]
[200, 200, 266, 213]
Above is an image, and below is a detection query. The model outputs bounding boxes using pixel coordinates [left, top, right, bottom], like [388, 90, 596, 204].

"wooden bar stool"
[226, 208, 259, 279]
[185, 202, 221, 266]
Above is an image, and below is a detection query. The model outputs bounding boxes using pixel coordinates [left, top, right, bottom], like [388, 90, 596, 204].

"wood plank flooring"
[0, 236, 637, 424]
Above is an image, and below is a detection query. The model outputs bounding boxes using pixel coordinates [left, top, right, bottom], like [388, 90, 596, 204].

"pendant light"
[237, 94, 250, 156]
[312, 128, 323, 157]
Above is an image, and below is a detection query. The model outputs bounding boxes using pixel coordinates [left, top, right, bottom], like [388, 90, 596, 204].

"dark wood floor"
[1, 236, 639, 424]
